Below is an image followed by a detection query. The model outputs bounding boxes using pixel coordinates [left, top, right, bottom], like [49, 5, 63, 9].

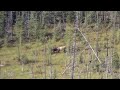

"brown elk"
[51, 46, 66, 54]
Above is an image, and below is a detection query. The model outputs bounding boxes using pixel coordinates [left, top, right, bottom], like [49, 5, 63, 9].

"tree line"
[0, 11, 120, 46]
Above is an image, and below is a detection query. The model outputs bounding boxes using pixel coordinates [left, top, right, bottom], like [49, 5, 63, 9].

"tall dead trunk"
[0, 60, 1, 78]
[23, 11, 29, 41]
[41, 11, 45, 28]
[43, 38, 47, 79]
[111, 11, 117, 78]
[5, 11, 13, 42]
[71, 11, 78, 79]
[96, 11, 99, 57]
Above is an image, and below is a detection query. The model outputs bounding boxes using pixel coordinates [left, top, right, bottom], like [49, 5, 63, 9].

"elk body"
[51, 46, 66, 54]
[0, 64, 4, 67]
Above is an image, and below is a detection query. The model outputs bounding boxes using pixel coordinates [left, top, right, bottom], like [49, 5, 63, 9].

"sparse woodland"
[0, 11, 120, 79]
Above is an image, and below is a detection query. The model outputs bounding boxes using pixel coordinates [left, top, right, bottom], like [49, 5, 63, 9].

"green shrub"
[18, 55, 29, 65]
[112, 51, 120, 70]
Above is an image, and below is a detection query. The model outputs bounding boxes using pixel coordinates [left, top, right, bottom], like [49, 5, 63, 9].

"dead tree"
[110, 11, 117, 78]
[71, 11, 78, 79]
[105, 12, 109, 79]
[43, 38, 47, 79]
[96, 11, 100, 57]
[0, 60, 1, 78]
[23, 11, 29, 41]
[5, 11, 13, 42]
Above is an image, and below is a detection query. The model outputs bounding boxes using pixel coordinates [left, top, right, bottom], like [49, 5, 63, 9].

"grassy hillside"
[0, 25, 120, 79]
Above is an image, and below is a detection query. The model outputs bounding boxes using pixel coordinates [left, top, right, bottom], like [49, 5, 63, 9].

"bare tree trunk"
[84, 11, 88, 26]
[47, 40, 53, 79]
[88, 46, 92, 79]
[41, 11, 45, 28]
[119, 66, 120, 79]
[110, 44, 113, 79]
[23, 11, 29, 41]
[105, 22, 109, 79]
[9, 11, 13, 40]
[0, 60, 1, 79]
[5, 11, 13, 42]
[16, 12, 23, 72]
[111, 11, 117, 78]
[30, 63, 34, 79]
[96, 11, 99, 57]
[86, 64, 89, 79]
[62, 11, 66, 29]
[105, 57, 108, 79]
[44, 41, 47, 79]
[71, 11, 78, 79]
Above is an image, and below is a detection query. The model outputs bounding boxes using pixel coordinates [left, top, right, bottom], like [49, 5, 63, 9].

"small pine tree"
[112, 51, 120, 70]
[0, 11, 5, 39]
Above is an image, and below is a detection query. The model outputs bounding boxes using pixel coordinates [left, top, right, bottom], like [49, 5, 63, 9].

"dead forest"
[0, 11, 120, 79]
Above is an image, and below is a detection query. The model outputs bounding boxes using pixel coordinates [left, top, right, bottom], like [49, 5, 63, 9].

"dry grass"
[0, 26, 120, 79]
